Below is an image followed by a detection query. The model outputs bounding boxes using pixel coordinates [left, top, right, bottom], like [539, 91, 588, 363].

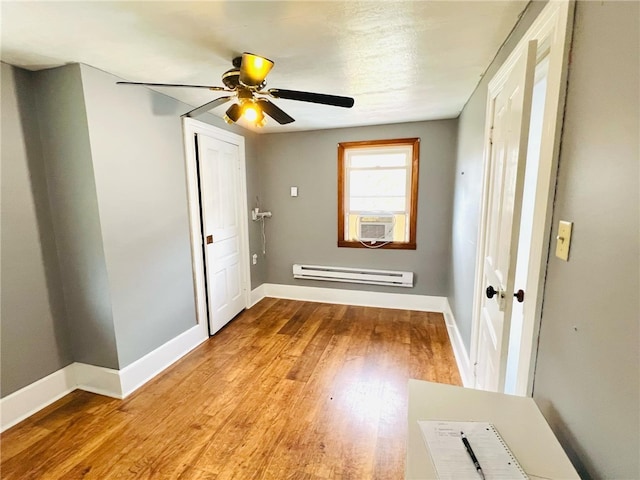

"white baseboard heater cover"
[292, 264, 413, 288]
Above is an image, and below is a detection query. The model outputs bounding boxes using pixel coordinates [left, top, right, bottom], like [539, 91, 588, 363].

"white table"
[406, 380, 579, 480]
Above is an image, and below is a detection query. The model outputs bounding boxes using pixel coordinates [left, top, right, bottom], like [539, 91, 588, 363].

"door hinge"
[206, 235, 214, 244]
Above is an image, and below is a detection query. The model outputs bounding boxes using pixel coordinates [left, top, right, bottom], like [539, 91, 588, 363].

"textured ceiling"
[1, 1, 528, 133]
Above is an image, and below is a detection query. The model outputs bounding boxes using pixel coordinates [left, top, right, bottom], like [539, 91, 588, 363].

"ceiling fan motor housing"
[222, 68, 267, 91]
[222, 68, 240, 89]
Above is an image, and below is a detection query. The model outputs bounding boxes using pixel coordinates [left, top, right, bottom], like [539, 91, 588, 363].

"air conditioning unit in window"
[357, 214, 394, 242]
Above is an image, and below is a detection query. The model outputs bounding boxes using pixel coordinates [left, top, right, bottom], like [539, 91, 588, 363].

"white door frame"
[470, 1, 574, 396]
[182, 117, 251, 335]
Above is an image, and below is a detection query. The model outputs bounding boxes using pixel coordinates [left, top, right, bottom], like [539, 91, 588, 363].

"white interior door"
[197, 134, 246, 335]
[504, 55, 550, 395]
[475, 41, 537, 392]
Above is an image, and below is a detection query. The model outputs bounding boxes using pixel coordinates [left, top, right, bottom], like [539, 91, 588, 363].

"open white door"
[468, 1, 573, 395]
[474, 41, 537, 392]
[197, 133, 248, 335]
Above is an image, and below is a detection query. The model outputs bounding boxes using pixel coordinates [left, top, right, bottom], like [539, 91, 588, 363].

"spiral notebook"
[418, 420, 528, 479]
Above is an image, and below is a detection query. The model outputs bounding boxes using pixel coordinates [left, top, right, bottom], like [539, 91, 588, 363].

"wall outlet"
[252, 253, 258, 265]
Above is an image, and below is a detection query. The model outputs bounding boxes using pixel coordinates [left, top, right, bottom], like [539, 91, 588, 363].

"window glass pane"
[350, 196, 406, 211]
[350, 153, 407, 168]
[349, 169, 406, 197]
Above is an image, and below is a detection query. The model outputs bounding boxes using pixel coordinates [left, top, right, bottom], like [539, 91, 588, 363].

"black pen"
[461, 431, 485, 480]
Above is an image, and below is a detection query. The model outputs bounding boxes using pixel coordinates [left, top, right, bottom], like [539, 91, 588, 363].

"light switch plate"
[555, 220, 573, 261]
[290, 186, 298, 197]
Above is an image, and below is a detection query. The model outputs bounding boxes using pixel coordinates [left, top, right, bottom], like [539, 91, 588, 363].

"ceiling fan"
[117, 52, 355, 127]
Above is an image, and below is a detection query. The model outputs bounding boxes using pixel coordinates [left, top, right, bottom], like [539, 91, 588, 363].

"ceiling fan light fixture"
[240, 52, 274, 87]
[223, 103, 242, 124]
[241, 102, 265, 126]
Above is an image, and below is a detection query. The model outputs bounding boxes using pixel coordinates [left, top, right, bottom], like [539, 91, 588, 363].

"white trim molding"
[1, 324, 208, 432]
[119, 323, 207, 397]
[442, 299, 473, 388]
[74, 363, 122, 399]
[0, 365, 76, 432]
[258, 283, 447, 312]
[252, 283, 472, 386]
[249, 283, 267, 307]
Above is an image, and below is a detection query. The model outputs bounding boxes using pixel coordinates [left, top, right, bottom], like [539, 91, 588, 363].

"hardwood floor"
[0, 298, 462, 479]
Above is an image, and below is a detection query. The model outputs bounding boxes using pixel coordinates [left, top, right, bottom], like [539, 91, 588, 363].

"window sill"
[338, 240, 416, 250]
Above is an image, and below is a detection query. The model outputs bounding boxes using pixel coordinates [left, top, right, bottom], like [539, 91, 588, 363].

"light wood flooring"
[0, 298, 462, 479]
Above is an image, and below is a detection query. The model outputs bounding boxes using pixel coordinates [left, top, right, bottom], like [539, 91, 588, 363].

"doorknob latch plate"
[486, 285, 507, 311]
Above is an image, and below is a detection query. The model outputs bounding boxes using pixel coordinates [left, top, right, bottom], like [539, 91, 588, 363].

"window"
[338, 138, 419, 249]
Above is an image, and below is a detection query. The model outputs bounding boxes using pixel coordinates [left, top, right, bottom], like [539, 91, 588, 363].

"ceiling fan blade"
[268, 88, 354, 108]
[183, 96, 232, 118]
[117, 81, 226, 91]
[239, 53, 274, 87]
[256, 99, 295, 125]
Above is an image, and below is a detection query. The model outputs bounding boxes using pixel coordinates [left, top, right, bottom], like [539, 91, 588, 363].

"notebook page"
[418, 421, 528, 479]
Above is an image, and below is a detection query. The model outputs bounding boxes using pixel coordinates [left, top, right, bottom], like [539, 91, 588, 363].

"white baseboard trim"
[249, 283, 267, 307]
[74, 362, 123, 399]
[1, 323, 209, 432]
[0, 364, 76, 432]
[442, 298, 474, 387]
[260, 283, 448, 312]
[119, 323, 208, 397]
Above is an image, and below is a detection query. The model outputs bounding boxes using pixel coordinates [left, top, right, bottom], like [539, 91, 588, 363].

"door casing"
[470, 0, 574, 396]
[182, 118, 251, 334]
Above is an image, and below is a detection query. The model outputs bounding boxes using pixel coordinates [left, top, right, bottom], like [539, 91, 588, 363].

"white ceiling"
[1, 1, 527, 133]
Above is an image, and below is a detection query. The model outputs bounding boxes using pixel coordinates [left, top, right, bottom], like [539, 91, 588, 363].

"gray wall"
[2, 61, 263, 390]
[78, 63, 263, 366]
[259, 120, 457, 296]
[79, 64, 198, 367]
[532, 2, 639, 478]
[1, 63, 74, 396]
[32, 64, 120, 369]
[245, 134, 267, 289]
[449, 1, 547, 351]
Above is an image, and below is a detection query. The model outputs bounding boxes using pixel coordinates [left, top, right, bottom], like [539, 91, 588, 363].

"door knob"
[514, 289, 525, 303]
[486, 286, 498, 299]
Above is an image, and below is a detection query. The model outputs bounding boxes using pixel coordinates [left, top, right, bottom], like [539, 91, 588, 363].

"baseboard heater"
[292, 264, 413, 288]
